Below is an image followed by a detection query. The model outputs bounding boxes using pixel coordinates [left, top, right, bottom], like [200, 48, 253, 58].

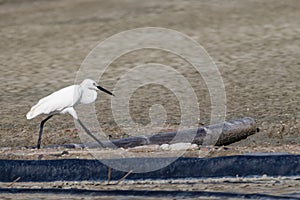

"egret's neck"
[79, 87, 98, 105]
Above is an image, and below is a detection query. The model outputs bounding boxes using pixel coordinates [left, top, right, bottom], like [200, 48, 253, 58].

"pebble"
[160, 143, 199, 151]
[160, 144, 170, 150]
[169, 143, 195, 151]
[30, 186, 41, 189]
[173, 143, 187, 150]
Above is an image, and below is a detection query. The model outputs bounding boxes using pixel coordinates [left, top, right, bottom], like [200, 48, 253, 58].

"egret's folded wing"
[26, 85, 82, 119]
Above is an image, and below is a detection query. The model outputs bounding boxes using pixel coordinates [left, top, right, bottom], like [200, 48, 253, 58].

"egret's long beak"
[97, 85, 114, 96]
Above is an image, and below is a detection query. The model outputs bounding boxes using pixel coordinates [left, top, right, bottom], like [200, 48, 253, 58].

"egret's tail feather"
[26, 108, 39, 120]
[26, 103, 44, 120]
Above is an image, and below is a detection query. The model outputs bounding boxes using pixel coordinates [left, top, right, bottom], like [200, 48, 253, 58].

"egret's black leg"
[37, 115, 54, 149]
[77, 119, 104, 148]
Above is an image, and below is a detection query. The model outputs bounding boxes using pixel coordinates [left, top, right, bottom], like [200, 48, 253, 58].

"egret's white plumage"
[27, 79, 112, 120]
[26, 79, 114, 149]
[26, 85, 81, 119]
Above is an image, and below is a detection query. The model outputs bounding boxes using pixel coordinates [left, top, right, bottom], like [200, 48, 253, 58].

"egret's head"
[81, 79, 114, 96]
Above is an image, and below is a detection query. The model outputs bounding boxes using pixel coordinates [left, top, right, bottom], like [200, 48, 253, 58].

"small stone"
[262, 174, 268, 178]
[169, 143, 192, 151]
[31, 186, 41, 189]
[160, 144, 170, 150]
[190, 144, 199, 150]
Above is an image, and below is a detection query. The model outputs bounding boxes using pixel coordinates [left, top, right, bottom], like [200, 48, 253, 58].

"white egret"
[26, 79, 114, 149]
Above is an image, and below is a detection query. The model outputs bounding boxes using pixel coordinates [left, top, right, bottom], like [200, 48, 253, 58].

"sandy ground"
[0, 0, 299, 198]
[0, 0, 299, 148]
